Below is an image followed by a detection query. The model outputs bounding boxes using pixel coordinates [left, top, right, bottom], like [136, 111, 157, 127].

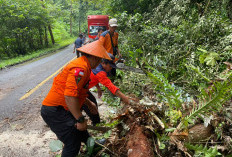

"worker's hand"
[122, 96, 130, 105]
[123, 97, 137, 105]
[97, 88, 102, 98]
[116, 48, 122, 58]
[73, 50, 75, 53]
[75, 120, 87, 131]
[87, 101, 98, 115]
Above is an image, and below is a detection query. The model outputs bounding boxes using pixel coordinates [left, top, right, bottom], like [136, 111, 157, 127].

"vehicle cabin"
[88, 15, 109, 39]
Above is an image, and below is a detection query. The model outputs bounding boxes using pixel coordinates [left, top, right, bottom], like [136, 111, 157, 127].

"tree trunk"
[228, 0, 232, 20]
[44, 26, 48, 47]
[48, 25, 55, 45]
[15, 33, 21, 55]
[28, 29, 34, 50]
[41, 0, 53, 46]
[70, 0, 73, 36]
[38, 27, 43, 48]
[79, 0, 83, 33]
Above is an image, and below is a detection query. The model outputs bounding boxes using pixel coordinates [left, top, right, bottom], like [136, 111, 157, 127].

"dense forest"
[0, 0, 104, 59]
[1, 0, 232, 156]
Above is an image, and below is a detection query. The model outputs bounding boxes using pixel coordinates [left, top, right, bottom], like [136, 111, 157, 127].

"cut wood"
[126, 125, 154, 157]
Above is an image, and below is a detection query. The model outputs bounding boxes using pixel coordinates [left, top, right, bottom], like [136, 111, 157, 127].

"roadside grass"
[0, 37, 76, 69]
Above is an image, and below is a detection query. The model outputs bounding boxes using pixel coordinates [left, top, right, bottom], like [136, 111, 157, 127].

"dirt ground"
[0, 91, 116, 157]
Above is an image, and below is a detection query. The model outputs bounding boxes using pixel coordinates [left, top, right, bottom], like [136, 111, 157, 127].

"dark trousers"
[76, 50, 80, 58]
[110, 68, 117, 82]
[41, 105, 89, 157]
[81, 92, 100, 125]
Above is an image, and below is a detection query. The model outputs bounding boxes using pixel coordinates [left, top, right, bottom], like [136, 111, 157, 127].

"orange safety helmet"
[77, 41, 111, 60]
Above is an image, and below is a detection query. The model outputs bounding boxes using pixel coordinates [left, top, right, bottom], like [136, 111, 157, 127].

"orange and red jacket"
[42, 56, 91, 110]
[89, 64, 119, 94]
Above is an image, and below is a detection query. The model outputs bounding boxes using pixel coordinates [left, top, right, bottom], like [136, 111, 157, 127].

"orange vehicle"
[88, 15, 109, 39]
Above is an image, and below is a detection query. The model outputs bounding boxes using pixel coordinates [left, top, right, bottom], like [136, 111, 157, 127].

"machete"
[87, 125, 111, 132]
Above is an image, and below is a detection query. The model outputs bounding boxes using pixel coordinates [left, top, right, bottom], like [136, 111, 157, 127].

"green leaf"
[159, 143, 166, 149]
[101, 153, 111, 157]
[87, 137, 95, 155]
[204, 52, 219, 66]
[197, 48, 208, 53]
[104, 130, 112, 138]
[18, 14, 25, 19]
[204, 55, 216, 66]
[199, 53, 207, 64]
[49, 140, 63, 152]
[165, 128, 176, 132]
[185, 143, 221, 157]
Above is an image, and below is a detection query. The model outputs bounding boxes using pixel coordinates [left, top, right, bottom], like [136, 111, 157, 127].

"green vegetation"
[0, 0, 105, 65]
[0, 38, 75, 69]
[106, 0, 232, 156]
[185, 143, 222, 157]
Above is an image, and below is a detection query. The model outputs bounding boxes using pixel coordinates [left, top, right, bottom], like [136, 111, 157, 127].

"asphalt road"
[0, 44, 76, 120]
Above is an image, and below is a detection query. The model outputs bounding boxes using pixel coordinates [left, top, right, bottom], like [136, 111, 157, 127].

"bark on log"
[126, 125, 154, 157]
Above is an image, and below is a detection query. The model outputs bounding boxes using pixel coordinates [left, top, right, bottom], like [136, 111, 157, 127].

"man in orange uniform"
[99, 18, 121, 57]
[99, 18, 121, 79]
[41, 41, 111, 157]
[81, 53, 131, 125]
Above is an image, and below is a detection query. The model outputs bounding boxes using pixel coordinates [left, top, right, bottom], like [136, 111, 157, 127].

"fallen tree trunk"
[106, 102, 158, 156]
[126, 125, 154, 157]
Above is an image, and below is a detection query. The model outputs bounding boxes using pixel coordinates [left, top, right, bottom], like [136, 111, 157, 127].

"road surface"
[0, 44, 76, 120]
